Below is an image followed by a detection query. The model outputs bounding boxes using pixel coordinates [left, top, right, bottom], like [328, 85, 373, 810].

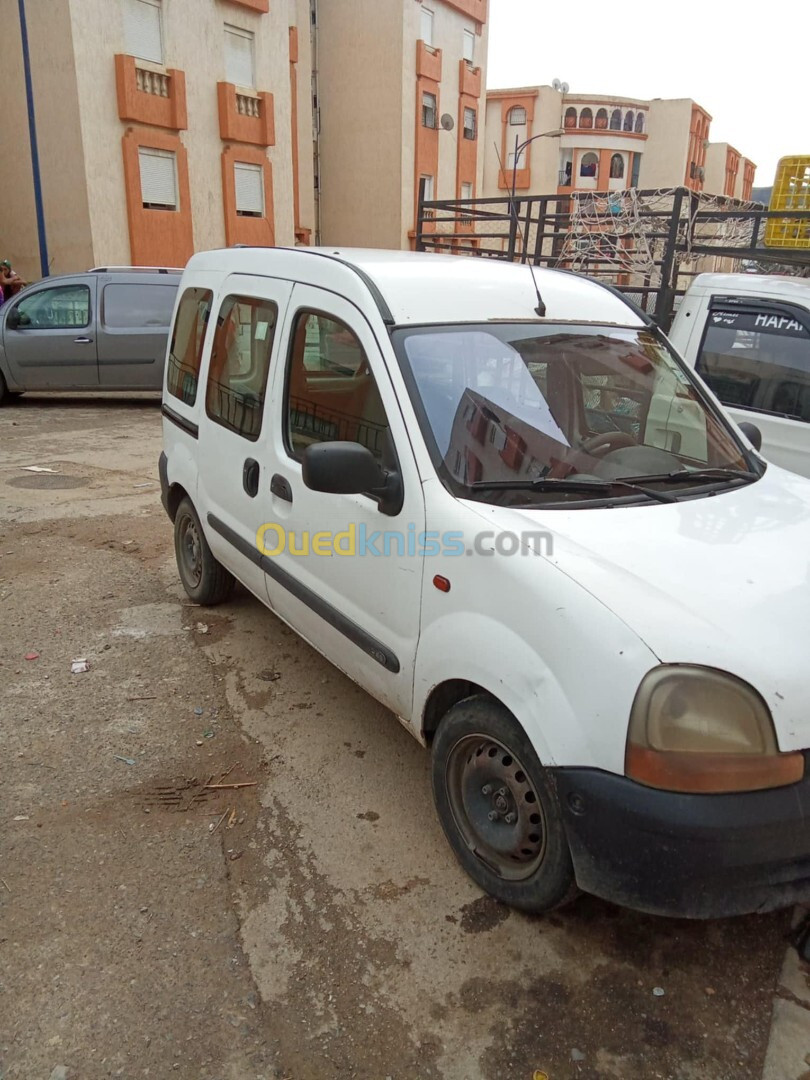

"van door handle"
[270, 474, 293, 503]
[74, 336, 93, 344]
[243, 458, 260, 498]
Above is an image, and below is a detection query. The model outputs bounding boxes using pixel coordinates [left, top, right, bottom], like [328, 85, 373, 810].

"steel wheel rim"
[445, 734, 547, 881]
[179, 514, 202, 587]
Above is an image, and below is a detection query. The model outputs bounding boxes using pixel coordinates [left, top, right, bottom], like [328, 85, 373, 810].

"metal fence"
[415, 187, 810, 330]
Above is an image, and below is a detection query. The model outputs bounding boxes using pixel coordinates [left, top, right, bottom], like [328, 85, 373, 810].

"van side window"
[166, 287, 213, 406]
[696, 308, 810, 423]
[205, 295, 277, 441]
[14, 284, 90, 329]
[104, 283, 177, 329]
[285, 311, 390, 462]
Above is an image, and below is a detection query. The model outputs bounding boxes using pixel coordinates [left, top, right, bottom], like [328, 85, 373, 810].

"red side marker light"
[433, 575, 451, 593]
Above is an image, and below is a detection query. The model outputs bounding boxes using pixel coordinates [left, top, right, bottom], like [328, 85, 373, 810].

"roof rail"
[89, 265, 183, 274]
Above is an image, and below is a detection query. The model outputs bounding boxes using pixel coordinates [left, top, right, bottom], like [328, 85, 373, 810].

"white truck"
[669, 273, 810, 477]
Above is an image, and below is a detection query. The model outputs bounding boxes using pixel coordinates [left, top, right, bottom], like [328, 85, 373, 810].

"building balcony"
[443, 0, 486, 21]
[217, 82, 275, 147]
[115, 54, 187, 130]
[222, 0, 269, 11]
[416, 40, 442, 82]
[459, 59, 481, 98]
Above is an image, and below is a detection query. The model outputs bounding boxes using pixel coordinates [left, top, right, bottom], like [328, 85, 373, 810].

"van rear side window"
[205, 295, 278, 441]
[696, 308, 810, 423]
[103, 283, 177, 329]
[166, 287, 213, 406]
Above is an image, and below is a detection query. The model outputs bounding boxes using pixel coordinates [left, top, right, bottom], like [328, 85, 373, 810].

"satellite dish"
[561, 81, 570, 93]
[440, 113, 454, 131]
[552, 78, 561, 91]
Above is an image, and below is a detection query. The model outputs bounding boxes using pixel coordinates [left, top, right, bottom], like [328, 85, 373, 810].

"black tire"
[431, 695, 577, 913]
[173, 497, 235, 605]
[0, 369, 9, 405]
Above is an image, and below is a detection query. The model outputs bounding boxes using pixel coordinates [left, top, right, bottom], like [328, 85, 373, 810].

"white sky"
[486, 0, 808, 184]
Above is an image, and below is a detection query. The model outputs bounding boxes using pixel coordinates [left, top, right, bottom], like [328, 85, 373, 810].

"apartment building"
[0, 0, 315, 281]
[316, 0, 488, 250]
[482, 85, 756, 201]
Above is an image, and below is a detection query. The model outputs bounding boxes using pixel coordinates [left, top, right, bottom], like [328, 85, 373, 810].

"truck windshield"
[393, 323, 758, 505]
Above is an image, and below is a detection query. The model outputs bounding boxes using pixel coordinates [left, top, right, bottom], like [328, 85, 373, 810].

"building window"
[463, 106, 477, 140]
[462, 28, 475, 62]
[635, 112, 645, 134]
[580, 152, 598, 178]
[166, 287, 213, 406]
[509, 105, 527, 126]
[206, 295, 278, 441]
[123, 0, 163, 65]
[564, 106, 577, 129]
[579, 107, 593, 130]
[234, 162, 264, 217]
[420, 6, 434, 46]
[631, 152, 641, 186]
[422, 91, 437, 129]
[420, 174, 435, 202]
[610, 153, 625, 179]
[224, 24, 255, 88]
[461, 181, 473, 200]
[595, 108, 608, 130]
[610, 109, 622, 130]
[623, 110, 635, 132]
[138, 147, 178, 209]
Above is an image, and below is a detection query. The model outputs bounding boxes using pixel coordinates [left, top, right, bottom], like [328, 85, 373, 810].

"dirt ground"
[0, 395, 797, 1080]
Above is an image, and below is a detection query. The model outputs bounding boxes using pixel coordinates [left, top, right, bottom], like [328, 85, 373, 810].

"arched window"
[623, 110, 635, 132]
[564, 106, 577, 129]
[610, 153, 625, 179]
[579, 107, 593, 129]
[634, 112, 645, 134]
[579, 152, 598, 178]
[508, 105, 527, 126]
[595, 108, 608, 130]
[610, 109, 621, 130]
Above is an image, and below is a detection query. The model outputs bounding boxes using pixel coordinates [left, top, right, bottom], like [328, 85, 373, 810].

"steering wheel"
[579, 430, 638, 457]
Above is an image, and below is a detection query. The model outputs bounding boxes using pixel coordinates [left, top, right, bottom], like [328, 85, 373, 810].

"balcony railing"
[135, 66, 170, 97]
[236, 92, 261, 118]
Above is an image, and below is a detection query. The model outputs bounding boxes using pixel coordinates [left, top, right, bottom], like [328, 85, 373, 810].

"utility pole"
[18, 0, 49, 278]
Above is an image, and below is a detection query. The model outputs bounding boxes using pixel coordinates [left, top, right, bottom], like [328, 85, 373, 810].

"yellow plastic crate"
[765, 155, 810, 248]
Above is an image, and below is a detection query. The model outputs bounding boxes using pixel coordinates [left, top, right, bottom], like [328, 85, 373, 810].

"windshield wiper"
[619, 468, 759, 485]
[469, 477, 676, 503]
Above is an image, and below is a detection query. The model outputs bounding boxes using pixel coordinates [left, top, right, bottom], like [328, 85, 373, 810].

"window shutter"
[420, 7, 434, 45]
[124, 0, 163, 64]
[224, 25, 255, 88]
[234, 163, 264, 215]
[138, 148, 178, 208]
[463, 29, 475, 62]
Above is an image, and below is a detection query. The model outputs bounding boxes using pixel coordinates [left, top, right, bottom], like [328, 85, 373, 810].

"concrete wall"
[637, 98, 693, 189]
[317, 0, 405, 249]
[0, 0, 94, 281]
[703, 142, 729, 198]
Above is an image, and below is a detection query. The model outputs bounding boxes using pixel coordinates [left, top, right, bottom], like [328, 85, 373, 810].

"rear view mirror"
[738, 421, 762, 452]
[302, 441, 403, 516]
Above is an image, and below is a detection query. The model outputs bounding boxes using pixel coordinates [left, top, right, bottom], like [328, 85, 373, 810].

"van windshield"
[393, 323, 758, 506]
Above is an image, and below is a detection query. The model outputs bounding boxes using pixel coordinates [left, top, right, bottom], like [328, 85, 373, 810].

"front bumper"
[554, 756, 810, 918]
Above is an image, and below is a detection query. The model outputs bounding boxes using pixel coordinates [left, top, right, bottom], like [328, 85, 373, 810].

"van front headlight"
[626, 666, 804, 793]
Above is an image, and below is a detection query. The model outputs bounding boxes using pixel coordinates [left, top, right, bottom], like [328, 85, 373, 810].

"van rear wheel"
[174, 497, 235, 605]
[431, 695, 577, 913]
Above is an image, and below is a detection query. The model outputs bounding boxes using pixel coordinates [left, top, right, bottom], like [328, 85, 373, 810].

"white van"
[669, 273, 810, 477]
[160, 248, 810, 919]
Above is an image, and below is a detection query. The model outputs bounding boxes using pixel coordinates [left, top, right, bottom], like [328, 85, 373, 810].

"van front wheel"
[174, 497, 235, 605]
[432, 696, 577, 913]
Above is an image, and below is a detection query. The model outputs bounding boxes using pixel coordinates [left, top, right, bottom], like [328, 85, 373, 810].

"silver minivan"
[0, 266, 181, 403]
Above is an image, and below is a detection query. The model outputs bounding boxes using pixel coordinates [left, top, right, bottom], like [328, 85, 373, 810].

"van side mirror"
[738, 421, 762, 452]
[5, 308, 20, 330]
[302, 441, 403, 516]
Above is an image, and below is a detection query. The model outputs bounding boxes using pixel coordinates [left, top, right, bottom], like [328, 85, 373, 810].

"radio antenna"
[493, 142, 547, 317]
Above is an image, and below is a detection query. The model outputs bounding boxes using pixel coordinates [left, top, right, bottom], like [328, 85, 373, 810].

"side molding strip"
[161, 404, 199, 439]
[207, 513, 401, 674]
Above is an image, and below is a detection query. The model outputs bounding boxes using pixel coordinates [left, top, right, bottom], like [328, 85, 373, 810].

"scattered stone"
[652, 986, 665, 997]
[571, 1048, 586, 1061]
[49, 1067, 69, 1080]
